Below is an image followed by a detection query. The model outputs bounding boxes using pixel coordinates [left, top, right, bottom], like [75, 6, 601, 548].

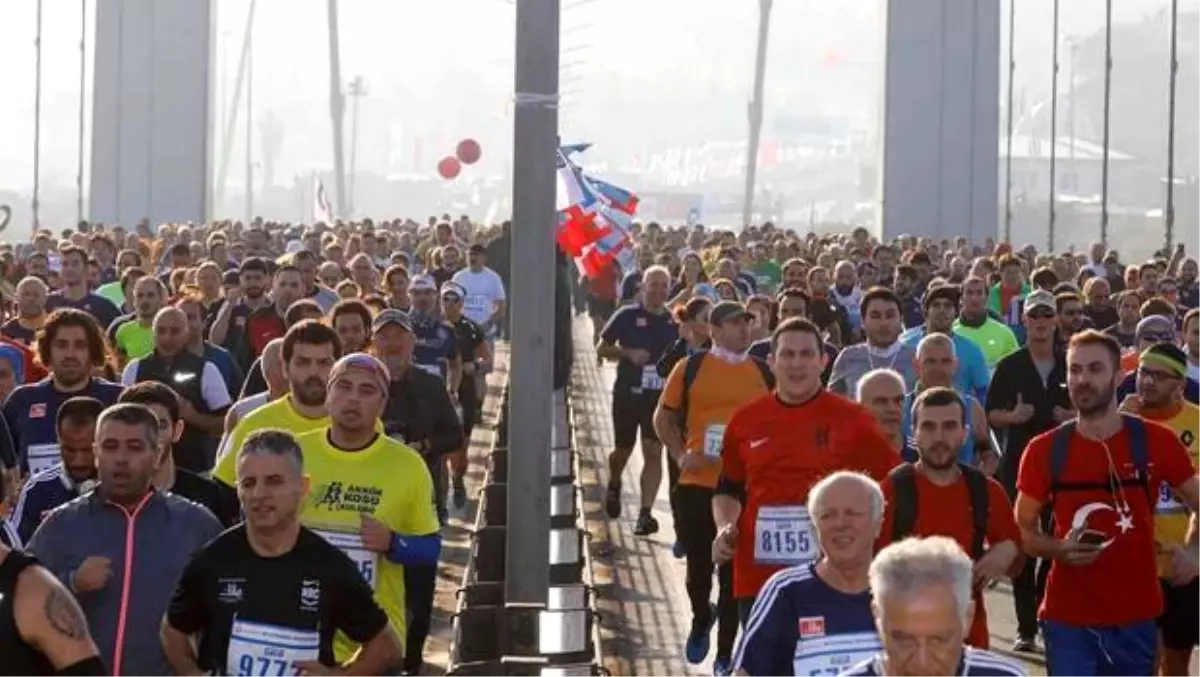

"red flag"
[556, 205, 607, 257]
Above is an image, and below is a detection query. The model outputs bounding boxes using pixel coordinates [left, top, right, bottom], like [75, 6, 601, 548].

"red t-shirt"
[878, 471, 1023, 649]
[1016, 419, 1196, 625]
[721, 391, 900, 599]
[586, 262, 619, 301]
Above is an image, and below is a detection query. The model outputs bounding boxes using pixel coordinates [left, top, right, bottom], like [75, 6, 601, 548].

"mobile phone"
[1077, 529, 1108, 546]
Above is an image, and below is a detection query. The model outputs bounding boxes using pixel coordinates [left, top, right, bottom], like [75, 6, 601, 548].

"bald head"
[15, 275, 48, 317]
[153, 307, 189, 356]
[857, 369, 906, 441]
[262, 338, 288, 397]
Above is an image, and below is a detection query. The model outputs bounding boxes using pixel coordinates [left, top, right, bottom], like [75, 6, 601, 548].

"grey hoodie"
[28, 488, 222, 676]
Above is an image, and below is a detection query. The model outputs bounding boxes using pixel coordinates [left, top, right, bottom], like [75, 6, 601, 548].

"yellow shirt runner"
[1144, 401, 1200, 576]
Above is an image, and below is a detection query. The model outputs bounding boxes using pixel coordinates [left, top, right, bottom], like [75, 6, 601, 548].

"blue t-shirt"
[411, 314, 460, 381]
[599, 304, 678, 394]
[899, 327, 991, 403]
[45, 291, 121, 331]
[841, 646, 1026, 675]
[2, 377, 124, 475]
[619, 271, 641, 303]
[733, 563, 880, 677]
[203, 342, 246, 399]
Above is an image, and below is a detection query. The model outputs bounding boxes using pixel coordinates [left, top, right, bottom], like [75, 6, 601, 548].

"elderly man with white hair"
[731, 471, 885, 676]
[856, 369, 908, 455]
[841, 536, 1025, 676]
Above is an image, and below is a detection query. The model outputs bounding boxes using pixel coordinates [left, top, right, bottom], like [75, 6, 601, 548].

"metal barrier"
[448, 385, 606, 675]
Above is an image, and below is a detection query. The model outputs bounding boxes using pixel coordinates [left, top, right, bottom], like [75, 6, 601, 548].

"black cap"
[468, 244, 487, 255]
[709, 301, 754, 325]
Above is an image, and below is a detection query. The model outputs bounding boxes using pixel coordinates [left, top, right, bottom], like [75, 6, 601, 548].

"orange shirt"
[722, 391, 900, 599]
[660, 355, 772, 488]
[1120, 350, 1139, 376]
[878, 470, 1022, 650]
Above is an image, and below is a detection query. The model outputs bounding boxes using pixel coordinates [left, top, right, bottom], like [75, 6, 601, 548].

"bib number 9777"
[236, 653, 302, 676]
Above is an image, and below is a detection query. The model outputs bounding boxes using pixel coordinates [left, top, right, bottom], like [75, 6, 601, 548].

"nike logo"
[749, 438, 769, 449]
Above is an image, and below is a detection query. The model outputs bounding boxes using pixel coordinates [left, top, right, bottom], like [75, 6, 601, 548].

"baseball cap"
[709, 301, 754, 325]
[468, 244, 486, 255]
[1023, 289, 1056, 314]
[328, 352, 391, 392]
[1135, 315, 1176, 342]
[440, 281, 466, 300]
[371, 308, 412, 333]
[409, 275, 437, 292]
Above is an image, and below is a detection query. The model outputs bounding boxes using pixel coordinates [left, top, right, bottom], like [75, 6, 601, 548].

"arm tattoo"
[44, 586, 88, 640]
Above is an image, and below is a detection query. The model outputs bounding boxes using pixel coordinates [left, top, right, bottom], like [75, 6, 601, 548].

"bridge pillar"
[90, 0, 212, 227]
[879, 0, 1000, 243]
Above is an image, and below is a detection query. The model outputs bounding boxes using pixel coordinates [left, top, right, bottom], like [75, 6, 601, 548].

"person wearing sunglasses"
[1116, 316, 1199, 405]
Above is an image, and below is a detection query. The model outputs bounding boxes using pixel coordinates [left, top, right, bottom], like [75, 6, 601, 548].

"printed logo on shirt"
[299, 578, 321, 611]
[749, 438, 769, 450]
[29, 403, 46, 419]
[1182, 429, 1195, 447]
[635, 317, 647, 328]
[798, 616, 826, 639]
[218, 578, 245, 604]
[310, 481, 382, 514]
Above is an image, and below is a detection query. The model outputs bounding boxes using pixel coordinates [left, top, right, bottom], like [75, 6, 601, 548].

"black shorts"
[1159, 577, 1199, 651]
[611, 389, 660, 449]
[458, 375, 479, 434]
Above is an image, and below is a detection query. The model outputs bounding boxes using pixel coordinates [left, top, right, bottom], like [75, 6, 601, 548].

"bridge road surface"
[569, 316, 1047, 676]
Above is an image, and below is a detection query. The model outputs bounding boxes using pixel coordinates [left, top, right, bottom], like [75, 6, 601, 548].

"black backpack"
[1048, 414, 1151, 505]
[890, 462, 990, 559]
[676, 351, 775, 433]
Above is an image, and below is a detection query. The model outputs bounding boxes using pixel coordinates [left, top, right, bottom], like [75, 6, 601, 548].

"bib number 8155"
[760, 529, 810, 555]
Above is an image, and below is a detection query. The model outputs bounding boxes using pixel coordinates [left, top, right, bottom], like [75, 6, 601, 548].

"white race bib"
[466, 294, 490, 317]
[26, 444, 60, 476]
[313, 529, 378, 589]
[226, 619, 319, 676]
[754, 505, 816, 566]
[640, 365, 664, 392]
[793, 633, 881, 676]
[703, 424, 727, 459]
[1157, 482, 1187, 515]
[416, 362, 442, 377]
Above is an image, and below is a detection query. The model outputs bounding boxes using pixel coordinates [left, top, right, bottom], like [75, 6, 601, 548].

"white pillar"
[90, 0, 213, 227]
[879, 0, 1000, 242]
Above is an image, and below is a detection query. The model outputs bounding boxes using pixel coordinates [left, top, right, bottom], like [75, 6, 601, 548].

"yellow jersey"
[213, 396, 380, 487]
[296, 427, 440, 660]
[1145, 401, 1199, 576]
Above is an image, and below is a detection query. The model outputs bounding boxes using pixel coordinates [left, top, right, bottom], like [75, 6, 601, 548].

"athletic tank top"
[0, 549, 56, 675]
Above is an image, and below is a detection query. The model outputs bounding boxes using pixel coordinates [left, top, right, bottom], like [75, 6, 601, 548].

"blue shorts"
[1042, 618, 1157, 676]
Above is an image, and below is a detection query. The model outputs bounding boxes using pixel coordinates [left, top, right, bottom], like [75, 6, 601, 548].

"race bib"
[466, 294, 490, 317]
[26, 444, 60, 476]
[754, 505, 815, 567]
[1157, 482, 1187, 515]
[226, 619, 319, 676]
[416, 362, 442, 377]
[640, 365, 664, 392]
[703, 424, 727, 459]
[313, 529, 378, 589]
[793, 633, 880, 676]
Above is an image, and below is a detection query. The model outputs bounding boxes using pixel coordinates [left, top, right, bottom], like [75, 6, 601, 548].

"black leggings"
[675, 484, 738, 659]
[403, 562, 438, 671]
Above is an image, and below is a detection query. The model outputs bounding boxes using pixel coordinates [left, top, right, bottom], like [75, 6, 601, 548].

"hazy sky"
[0, 0, 1189, 197]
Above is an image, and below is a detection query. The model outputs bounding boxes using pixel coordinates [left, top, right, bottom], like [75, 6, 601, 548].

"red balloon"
[437, 156, 462, 180]
[456, 138, 482, 165]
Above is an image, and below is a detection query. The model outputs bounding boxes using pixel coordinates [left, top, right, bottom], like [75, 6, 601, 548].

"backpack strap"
[751, 356, 776, 390]
[889, 463, 919, 544]
[961, 464, 991, 559]
[1122, 413, 1152, 502]
[676, 351, 708, 432]
[1048, 420, 1077, 499]
[1049, 417, 1152, 501]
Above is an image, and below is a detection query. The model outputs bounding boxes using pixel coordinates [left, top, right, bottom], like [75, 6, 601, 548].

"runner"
[112, 276, 165, 366]
[713, 317, 898, 619]
[44, 247, 121, 331]
[953, 276, 1019, 372]
[409, 275, 463, 392]
[900, 335, 998, 470]
[331, 298, 373, 354]
[222, 338, 286, 436]
[162, 430, 402, 675]
[899, 285, 990, 402]
[597, 265, 678, 535]
[828, 287, 917, 397]
[731, 471, 884, 677]
[27, 403, 222, 675]
[654, 301, 773, 673]
[441, 282, 491, 508]
[2, 309, 121, 481]
[294, 353, 442, 670]
[855, 369, 907, 454]
[1014, 331, 1199, 676]
[842, 537, 1026, 676]
[1, 276, 48, 347]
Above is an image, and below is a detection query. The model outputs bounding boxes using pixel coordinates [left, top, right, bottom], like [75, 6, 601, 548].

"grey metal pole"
[33, 0, 43, 230]
[216, 2, 257, 215]
[1099, 0, 1113, 248]
[326, 0, 348, 218]
[742, 0, 773, 228]
[77, 0, 86, 225]
[1165, 0, 1179, 252]
[245, 17, 254, 224]
[507, 0, 559, 606]
[1047, 0, 1059, 252]
[1003, 0, 1016, 244]
[347, 76, 366, 217]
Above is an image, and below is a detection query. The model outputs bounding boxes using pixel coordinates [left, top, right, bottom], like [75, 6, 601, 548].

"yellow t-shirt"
[296, 428, 440, 660]
[115, 320, 155, 361]
[1146, 401, 1199, 576]
[213, 396, 334, 487]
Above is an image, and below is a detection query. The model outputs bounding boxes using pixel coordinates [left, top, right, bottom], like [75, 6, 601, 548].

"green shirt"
[114, 321, 155, 361]
[749, 260, 781, 294]
[953, 317, 1020, 370]
[96, 281, 125, 309]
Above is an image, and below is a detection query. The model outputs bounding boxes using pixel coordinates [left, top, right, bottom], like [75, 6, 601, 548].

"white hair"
[808, 471, 885, 525]
[856, 368, 906, 402]
[869, 536, 974, 624]
[916, 332, 957, 359]
[642, 265, 671, 283]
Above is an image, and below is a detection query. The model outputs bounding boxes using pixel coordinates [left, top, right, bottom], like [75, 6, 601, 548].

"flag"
[556, 205, 608, 257]
[555, 143, 640, 279]
[314, 176, 334, 223]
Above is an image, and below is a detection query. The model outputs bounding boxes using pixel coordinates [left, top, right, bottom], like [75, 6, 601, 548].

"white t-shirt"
[452, 267, 507, 327]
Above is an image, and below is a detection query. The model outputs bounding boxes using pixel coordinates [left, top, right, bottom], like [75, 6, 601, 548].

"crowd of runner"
[0, 217, 506, 675]
[587, 224, 1198, 676]
[0, 216, 1194, 676]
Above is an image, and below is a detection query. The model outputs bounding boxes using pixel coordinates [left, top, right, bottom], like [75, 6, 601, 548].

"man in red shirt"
[877, 386, 1022, 649]
[1015, 330, 1199, 676]
[712, 317, 899, 620]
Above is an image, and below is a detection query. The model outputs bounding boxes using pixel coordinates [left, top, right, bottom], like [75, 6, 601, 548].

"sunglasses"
[1141, 332, 1175, 344]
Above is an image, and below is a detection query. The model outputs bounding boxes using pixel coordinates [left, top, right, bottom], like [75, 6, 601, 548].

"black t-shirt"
[167, 525, 387, 675]
[599, 304, 678, 394]
[171, 468, 241, 527]
[449, 316, 487, 363]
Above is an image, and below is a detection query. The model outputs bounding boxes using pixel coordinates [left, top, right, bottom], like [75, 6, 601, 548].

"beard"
[919, 443, 959, 471]
[1072, 382, 1115, 417]
[292, 378, 327, 407]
